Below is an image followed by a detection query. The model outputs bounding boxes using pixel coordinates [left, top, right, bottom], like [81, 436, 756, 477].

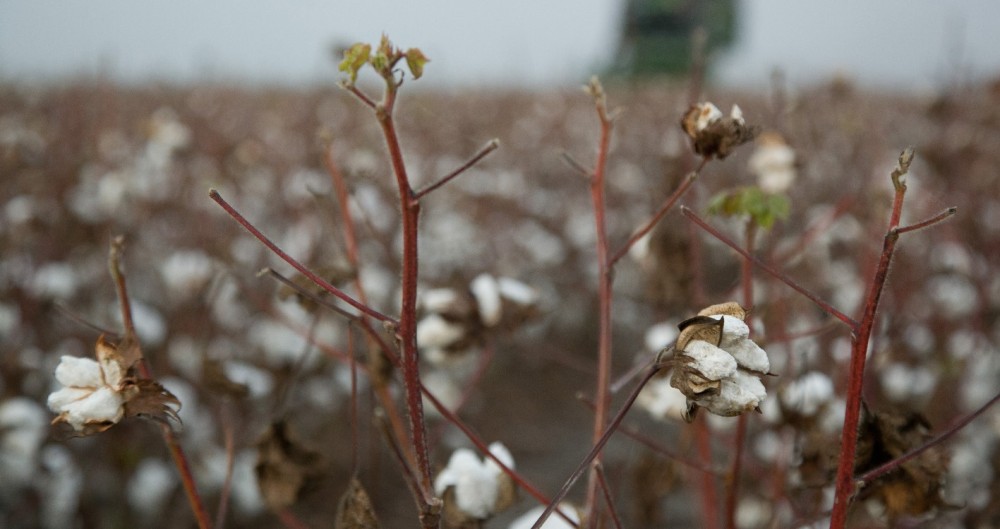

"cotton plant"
[434, 442, 516, 527]
[663, 302, 771, 421]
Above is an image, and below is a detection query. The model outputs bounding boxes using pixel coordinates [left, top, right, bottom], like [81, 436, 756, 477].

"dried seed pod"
[335, 477, 381, 529]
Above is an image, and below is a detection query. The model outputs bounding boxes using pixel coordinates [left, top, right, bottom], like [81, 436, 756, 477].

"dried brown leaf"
[255, 420, 326, 510]
[335, 477, 381, 529]
[854, 406, 954, 517]
[121, 379, 181, 427]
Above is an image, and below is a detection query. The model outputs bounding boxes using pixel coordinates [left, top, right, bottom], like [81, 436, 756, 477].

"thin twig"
[414, 139, 499, 199]
[577, 395, 722, 476]
[214, 408, 236, 529]
[594, 463, 624, 529]
[531, 365, 662, 529]
[561, 151, 593, 177]
[895, 206, 957, 235]
[340, 82, 377, 109]
[609, 158, 708, 266]
[209, 189, 397, 325]
[682, 206, 857, 329]
[108, 237, 211, 529]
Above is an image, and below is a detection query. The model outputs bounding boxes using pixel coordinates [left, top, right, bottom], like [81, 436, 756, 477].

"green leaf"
[405, 48, 429, 80]
[706, 186, 791, 229]
[338, 43, 371, 83]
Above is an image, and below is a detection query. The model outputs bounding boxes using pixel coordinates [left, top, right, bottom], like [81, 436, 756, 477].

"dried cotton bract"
[667, 302, 770, 421]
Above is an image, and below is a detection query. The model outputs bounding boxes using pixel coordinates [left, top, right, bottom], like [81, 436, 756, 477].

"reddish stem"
[595, 464, 624, 529]
[414, 139, 499, 199]
[108, 238, 211, 529]
[208, 189, 396, 325]
[829, 148, 923, 528]
[609, 157, 708, 266]
[584, 79, 615, 527]
[374, 87, 434, 500]
[531, 366, 661, 529]
[682, 207, 857, 329]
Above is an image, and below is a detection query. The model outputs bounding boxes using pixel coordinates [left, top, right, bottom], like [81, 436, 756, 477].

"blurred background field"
[2, 2, 1000, 528]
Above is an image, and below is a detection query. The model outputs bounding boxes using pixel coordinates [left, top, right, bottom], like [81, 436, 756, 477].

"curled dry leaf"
[255, 420, 326, 510]
[854, 406, 955, 518]
[121, 378, 181, 426]
[335, 477, 381, 529]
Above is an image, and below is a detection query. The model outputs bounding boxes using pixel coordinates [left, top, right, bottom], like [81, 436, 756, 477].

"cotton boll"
[30, 262, 79, 300]
[420, 288, 462, 314]
[435, 443, 515, 520]
[123, 300, 167, 347]
[222, 360, 274, 398]
[160, 250, 215, 300]
[417, 314, 467, 350]
[644, 322, 678, 353]
[725, 338, 770, 374]
[781, 371, 834, 417]
[508, 504, 580, 529]
[682, 340, 738, 381]
[701, 371, 766, 416]
[497, 277, 539, 307]
[127, 458, 177, 520]
[636, 375, 687, 421]
[0, 397, 48, 489]
[422, 371, 462, 419]
[39, 445, 83, 529]
[879, 363, 937, 402]
[470, 274, 502, 327]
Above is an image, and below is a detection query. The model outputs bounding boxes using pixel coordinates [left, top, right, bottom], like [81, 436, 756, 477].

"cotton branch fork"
[828, 148, 955, 529]
[208, 190, 396, 325]
[108, 237, 211, 529]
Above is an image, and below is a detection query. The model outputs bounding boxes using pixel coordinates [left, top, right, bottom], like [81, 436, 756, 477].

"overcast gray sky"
[1, 1, 999, 90]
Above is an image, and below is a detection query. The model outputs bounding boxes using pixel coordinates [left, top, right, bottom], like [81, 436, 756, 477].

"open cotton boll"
[701, 371, 766, 416]
[497, 277, 539, 306]
[416, 314, 467, 349]
[636, 374, 688, 421]
[781, 371, 834, 417]
[435, 442, 515, 520]
[470, 273, 502, 327]
[682, 340, 738, 381]
[725, 338, 770, 374]
[420, 288, 462, 314]
[508, 504, 580, 529]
